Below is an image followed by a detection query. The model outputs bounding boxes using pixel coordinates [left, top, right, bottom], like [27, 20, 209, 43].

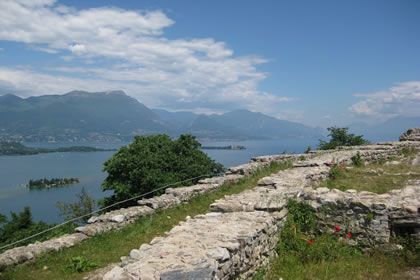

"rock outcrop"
[400, 128, 420, 141]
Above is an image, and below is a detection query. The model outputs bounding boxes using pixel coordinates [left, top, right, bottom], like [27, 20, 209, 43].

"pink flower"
[347, 232, 351, 238]
[291, 225, 296, 229]
[333, 225, 340, 232]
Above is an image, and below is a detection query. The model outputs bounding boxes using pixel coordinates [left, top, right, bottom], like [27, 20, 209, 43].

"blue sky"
[0, 0, 419, 127]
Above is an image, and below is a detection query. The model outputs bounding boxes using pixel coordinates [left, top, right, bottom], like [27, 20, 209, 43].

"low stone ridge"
[103, 210, 287, 280]
[0, 157, 275, 270]
[0, 233, 88, 271]
[400, 128, 420, 142]
[101, 138, 420, 279]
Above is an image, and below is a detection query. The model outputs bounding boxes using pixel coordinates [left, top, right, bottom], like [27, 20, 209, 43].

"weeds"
[400, 147, 417, 157]
[351, 151, 363, 167]
[65, 256, 97, 273]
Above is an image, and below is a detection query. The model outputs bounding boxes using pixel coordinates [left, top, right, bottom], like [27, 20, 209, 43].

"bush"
[101, 134, 224, 209]
[56, 187, 95, 224]
[319, 127, 369, 150]
[0, 207, 73, 253]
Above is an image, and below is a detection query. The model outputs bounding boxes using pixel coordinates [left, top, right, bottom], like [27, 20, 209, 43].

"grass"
[319, 162, 420, 194]
[265, 250, 418, 280]
[258, 153, 420, 280]
[0, 161, 292, 280]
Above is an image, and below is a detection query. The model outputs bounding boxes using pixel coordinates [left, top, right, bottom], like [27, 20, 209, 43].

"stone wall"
[0, 157, 279, 271]
[302, 181, 420, 245]
[100, 140, 420, 279]
[1, 131, 420, 277]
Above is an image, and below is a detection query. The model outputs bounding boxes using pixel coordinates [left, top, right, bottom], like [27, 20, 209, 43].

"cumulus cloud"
[349, 81, 420, 121]
[0, 0, 293, 117]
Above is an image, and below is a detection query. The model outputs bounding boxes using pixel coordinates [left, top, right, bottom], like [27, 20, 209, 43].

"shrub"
[319, 127, 369, 150]
[101, 134, 224, 209]
[0, 207, 73, 253]
[55, 187, 95, 224]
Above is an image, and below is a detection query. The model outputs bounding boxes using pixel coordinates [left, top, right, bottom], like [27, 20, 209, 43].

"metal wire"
[0, 172, 224, 251]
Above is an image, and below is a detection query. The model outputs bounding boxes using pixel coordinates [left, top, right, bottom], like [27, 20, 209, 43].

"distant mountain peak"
[0, 93, 23, 102]
[65, 90, 127, 97]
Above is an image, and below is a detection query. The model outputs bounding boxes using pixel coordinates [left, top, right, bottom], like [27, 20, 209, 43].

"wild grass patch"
[320, 161, 420, 194]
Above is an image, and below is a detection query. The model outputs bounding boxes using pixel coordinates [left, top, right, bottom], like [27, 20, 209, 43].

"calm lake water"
[0, 139, 318, 223]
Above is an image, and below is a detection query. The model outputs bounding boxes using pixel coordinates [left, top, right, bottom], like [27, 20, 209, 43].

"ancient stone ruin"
[400, 127, 420, 142]
[1, 128, 419, 279]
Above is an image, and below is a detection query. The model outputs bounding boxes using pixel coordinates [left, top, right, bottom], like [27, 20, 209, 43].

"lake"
[0, 139, 318, 223]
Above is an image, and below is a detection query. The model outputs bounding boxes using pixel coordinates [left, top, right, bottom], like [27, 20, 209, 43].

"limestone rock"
[400, 128, 420, 141]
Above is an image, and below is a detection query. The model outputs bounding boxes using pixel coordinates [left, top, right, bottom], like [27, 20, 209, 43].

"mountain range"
[0, 90, 324, 142]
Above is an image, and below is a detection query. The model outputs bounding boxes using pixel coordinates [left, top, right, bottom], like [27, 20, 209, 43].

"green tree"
[318, 127, 369, 150]
[101, 134, 224, 208]
[56, 187, 96, 224]
[0, 208, 74, 252]
[0, 213, 7, 227]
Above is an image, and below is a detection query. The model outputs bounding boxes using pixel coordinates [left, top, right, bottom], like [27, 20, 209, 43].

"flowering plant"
[329, 162, 345, 180]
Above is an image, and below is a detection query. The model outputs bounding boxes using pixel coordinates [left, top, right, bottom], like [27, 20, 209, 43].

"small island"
[0, 142, 116, 156]
[200, 145, 246, 150]
[27, 177, 80, 189]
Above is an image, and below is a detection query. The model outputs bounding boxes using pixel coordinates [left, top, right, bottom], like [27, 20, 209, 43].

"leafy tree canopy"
[101, 134, 224, 208]
[318, 127, 369, 150]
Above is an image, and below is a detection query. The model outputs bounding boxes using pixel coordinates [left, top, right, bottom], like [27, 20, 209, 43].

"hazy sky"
[0, 0, 419, 127]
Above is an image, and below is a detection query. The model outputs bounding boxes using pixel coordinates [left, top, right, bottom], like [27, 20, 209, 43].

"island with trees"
[200, 145, 246, 150]
[27, 178, 80, 189]
[0, 142, 116, 156]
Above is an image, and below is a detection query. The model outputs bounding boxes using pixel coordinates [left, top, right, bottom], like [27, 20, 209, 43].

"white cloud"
[0, 0, 294, 117]
[349, 81, 420, 121]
